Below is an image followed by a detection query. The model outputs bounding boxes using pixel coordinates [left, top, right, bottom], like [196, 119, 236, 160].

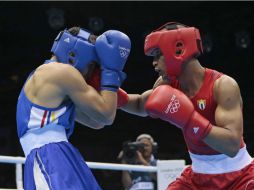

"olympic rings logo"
[170, 99, 180, 113]
[164, 94, 180, 114]
[119, 46, 130, 59]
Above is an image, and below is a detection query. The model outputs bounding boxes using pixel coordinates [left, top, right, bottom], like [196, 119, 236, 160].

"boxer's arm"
[120, 90, 152, 117]
[203, 75, 243, 157]
[57, 65, 117, 126]
[119, 77, 169, 116]
[75, 108, 104, 129]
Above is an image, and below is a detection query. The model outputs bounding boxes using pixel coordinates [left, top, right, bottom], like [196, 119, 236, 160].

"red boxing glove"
[117, 88, 129, 108]
[86, 67, 101, 91]
[145, 85, 212, 141]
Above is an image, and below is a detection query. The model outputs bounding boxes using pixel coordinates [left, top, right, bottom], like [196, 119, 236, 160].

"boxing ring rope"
[0, 155, 185, 190]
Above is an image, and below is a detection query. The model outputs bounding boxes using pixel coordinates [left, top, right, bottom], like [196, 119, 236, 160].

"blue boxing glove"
[95, 30, 131, 92]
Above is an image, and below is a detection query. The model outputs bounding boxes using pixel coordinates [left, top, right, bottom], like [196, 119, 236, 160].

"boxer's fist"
[95, 30, 131, 71]
[145, 85, 212, 140]
[95, 30, 131, 92]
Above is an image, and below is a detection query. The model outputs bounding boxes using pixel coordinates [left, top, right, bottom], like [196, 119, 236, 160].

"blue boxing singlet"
[16, 60, 76, 156]
[16, 85, 75, 138]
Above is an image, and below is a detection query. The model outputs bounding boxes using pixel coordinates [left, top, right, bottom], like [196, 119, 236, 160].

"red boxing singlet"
[170, 68, 245, 155]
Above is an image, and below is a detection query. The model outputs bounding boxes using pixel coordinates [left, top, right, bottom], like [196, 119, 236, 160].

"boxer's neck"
[178, 59, 205, 97]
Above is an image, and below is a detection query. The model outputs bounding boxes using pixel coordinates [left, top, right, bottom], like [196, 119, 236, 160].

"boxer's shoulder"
[32, 62, 81, 85]
[214, 75, 239, 100]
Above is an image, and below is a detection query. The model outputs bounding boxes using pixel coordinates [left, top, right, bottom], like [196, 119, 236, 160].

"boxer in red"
[117, 22, 254, 190]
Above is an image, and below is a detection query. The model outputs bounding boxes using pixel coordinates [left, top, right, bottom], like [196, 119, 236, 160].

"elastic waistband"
[190, 146, 253, 174]
[20, 124, 68, 157]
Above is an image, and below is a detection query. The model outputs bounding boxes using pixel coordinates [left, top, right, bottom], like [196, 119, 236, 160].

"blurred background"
[0, 1, 254, 189]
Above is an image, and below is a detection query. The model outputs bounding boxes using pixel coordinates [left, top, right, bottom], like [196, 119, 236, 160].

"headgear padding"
[144, 22, 203, 77]
[51, 28, 98, 72]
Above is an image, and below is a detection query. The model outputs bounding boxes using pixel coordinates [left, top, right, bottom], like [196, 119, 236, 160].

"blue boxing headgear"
[51, 28, 98, 72]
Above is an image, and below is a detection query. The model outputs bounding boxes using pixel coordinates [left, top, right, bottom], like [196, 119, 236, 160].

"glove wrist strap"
[184, 111, 213, 141]
[101, 69, 126, 92]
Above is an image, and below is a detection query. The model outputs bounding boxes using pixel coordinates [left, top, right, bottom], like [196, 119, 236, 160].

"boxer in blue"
[16, 27, 131, 190]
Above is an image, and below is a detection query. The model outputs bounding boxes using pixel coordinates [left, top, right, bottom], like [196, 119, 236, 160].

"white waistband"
[190, 146, 253, 174]
[20, 124, 68, 157]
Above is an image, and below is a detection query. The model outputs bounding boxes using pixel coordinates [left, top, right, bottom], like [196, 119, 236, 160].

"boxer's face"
[82, 61, 98, 79]
[152, 50, 168, 80]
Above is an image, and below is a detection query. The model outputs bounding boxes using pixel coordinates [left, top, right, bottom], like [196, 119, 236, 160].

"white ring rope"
[0, 155, 157, 172]
[0, 155, 185, 190]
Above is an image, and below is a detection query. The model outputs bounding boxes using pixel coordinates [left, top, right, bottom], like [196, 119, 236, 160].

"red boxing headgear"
[144, 22, 203, 77]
